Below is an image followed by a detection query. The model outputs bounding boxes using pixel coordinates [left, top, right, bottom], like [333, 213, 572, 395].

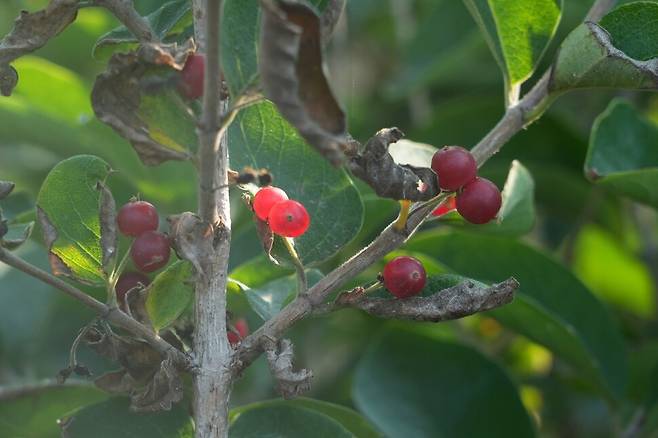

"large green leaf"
[463, 0, 562, 100]
[551, 3, 658, 92]
[61, 397, 194, 438]
[93, 0, 193, 59]
[353, 330, 535, 438]
[229, 403, 352, 438]
[230, 399, 382, 438]
[145, 260, 195, 331]
[406, 231, 627, 399]
[36, 155, 112, 286]
[0, 382, 108, 438]
[243, 269, 323, 320]
[228, 101, 363, 265]
[586, 99, 658, 208]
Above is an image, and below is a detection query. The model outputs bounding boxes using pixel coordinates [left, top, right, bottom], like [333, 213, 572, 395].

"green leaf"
[36, 155, 112, 286]
[550, 8, 658, 93]
[0, 382, 108, 438]
[463, 0, 562, 99]
[145, 260, 195, 331]
[1, 221, 34, 249]
[244, 269, 323, 320]
[586, 99, 658, 207]
[572, 225, 655, 317]
[229, 404, 353, 438]
[230, 398, 382, 438]
[228, 101, 363, 265]
[353, 330, 535, 438]
[61, 397, 194, 438]
[406, 231, 628, 399]
[93, 0, 192, 59]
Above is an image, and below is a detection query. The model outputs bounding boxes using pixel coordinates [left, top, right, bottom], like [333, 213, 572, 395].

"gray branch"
[93, 0, 156, 43]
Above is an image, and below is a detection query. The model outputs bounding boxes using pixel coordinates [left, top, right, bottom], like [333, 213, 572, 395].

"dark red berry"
[432, 196, 457, 217]
[178, 53, 205, 100]
[228, 318, 249, 346]
[131, 231, 171, 273]
[382, 256, 426, 299]
[268, 200, 310, 238]
[431, 146, 478, 191]
[117, 200, 159, 237]
[456, 177, 502, 224]
[253, 186, 289, 221]
[115, 271, 150, 303]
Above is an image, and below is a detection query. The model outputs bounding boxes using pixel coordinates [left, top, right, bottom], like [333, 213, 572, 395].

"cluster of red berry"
[430, 146, 502, 224]
[252, 186, 310, 238]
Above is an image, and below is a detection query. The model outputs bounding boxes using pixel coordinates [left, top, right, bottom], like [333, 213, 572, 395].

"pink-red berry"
[117, 200, 159, 237]
[431, 146, 478, 191]
[268, 200, 310, 238]
[178, 53, 205, 100]
[253, 186, 289, 221]
[432, 196, 457, 217]
[131, 231, 171, 273]
[382, 256, 427, 299]
[228, 318, 249, 346]
[456, 177, 502, 224]
[115, 271, 150, 303]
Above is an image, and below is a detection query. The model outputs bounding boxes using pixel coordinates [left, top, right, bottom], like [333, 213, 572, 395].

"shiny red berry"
[431, 196, 457, 217]
[178, 53, 205, 100]
[268, 200, 310, 238]
[456, 177, 502, 224]
[382, 256, 426, 299]
[115, 271, 150, 303]
[117, 200, 159, 237]
[431, 146, 478, 191]
[253, 186, 289, 221]
[228, 318, 249, 346]
[131, 231, 171, 273]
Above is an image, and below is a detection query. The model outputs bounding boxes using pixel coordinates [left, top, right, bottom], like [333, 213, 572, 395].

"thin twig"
[93, 0, 156, 43]
[0, 248, 191, 368]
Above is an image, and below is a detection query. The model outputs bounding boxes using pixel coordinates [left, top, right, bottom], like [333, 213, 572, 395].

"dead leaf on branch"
[97, 182, 118, 275]
[0, 0, 79, 96]
[265, 338, 313, 399]
[260, 0, 348, 166]
[91, 40, 196, 166]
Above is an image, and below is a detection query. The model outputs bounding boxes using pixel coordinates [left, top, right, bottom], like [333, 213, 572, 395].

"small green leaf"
[0, 382, 108, 438]
[407, 231, 628, 399]
[2, 221, 34, 249]
[36, 155, 112, 286]
[61, 397, 194, 438]
[230, 398, 382, 438]
[463, 0, 562, 100]
[145, 260, 195, 331]
[93, 0, 193, 59]
[353, 330, 535, 437]
[586, 99, 658, 207]
[244, 269, 323, 320]
[229, 404, 353, 438]
[228, 101, 363, 265]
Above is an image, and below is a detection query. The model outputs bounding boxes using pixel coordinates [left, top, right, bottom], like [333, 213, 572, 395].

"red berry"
[253, 186, 289, 221]
[228, 318, 249, 346]
[382, 256, 426, 299]
[268, 200, 310, 238]
[130, 231, 171, 273]
[456, 177, 502, 224]
[115, 271, 150, 303]
[431, 146, 478, 191]
[178, 53, 205, 100]
[117, 200, 159, 237]
[432, 196, 457, 217]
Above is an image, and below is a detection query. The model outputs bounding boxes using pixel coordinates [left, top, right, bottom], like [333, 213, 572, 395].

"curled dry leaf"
[260, 0, 348, 165]
[265, 338, 313, 399]
[37, 206, 75, 280]
[1, 221, 35, 250]
[0, 0, 79, 96]
[347, 128, 440, 201]
[97, 182, 118, 275]
[320, 0, 346, 44]
[168, 212, 212, 275]
[0, 181, 15, 199]
[130, 356, 183, 412]
[94, 369, 137, 394]
[91, 40, 196, 166]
